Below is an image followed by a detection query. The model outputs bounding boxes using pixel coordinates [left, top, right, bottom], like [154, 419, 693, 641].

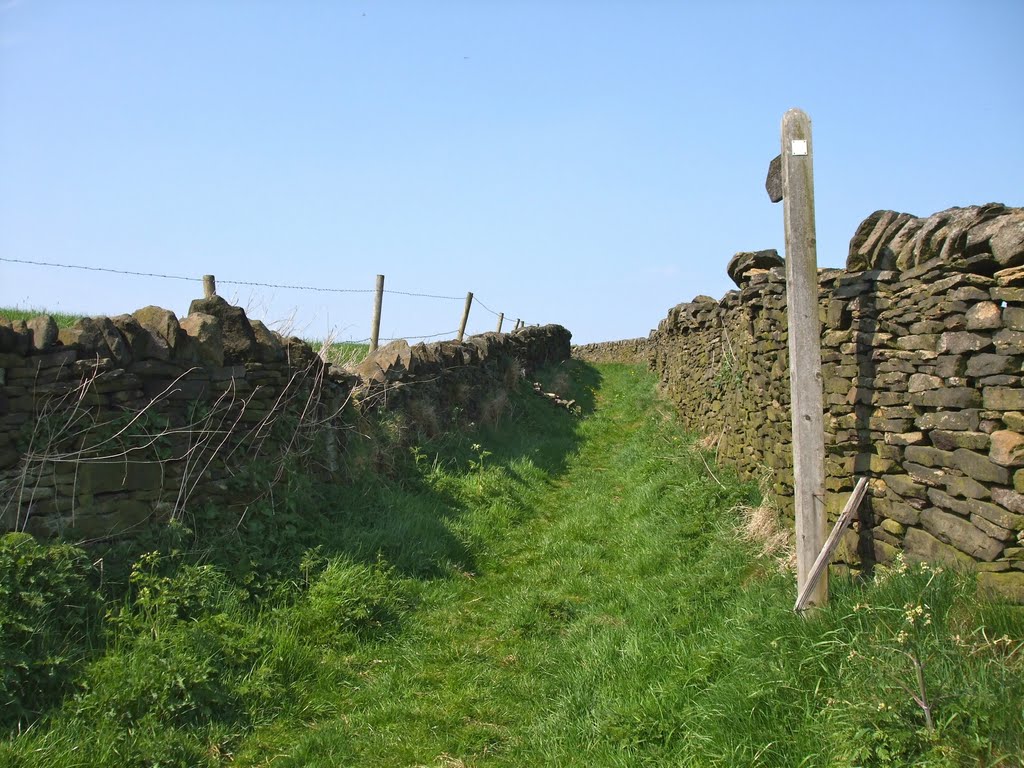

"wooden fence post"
[514, 318, 522, 331]
[203, 274, 216, 298]
[370, 274, 384, 353]
[457, 291, 474, 342]
[782, 108, 827, 609]
[496, 312, 504, 333]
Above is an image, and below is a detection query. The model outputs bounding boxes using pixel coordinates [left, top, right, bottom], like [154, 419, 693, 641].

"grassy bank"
[1, 363, 1022, 767]
[0, 307, 83, 328]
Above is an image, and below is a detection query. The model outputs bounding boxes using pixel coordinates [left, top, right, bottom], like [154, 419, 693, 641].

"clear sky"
[2, 1, 1022, 345]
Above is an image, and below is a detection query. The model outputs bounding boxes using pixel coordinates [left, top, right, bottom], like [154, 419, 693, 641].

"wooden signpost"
[780, 108, 828, 609]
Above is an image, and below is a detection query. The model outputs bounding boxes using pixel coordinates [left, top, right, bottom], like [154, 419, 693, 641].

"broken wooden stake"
[794, 477, 869, 613]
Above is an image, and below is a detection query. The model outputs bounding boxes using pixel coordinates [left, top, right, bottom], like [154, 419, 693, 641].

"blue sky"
[2, 1, 1022, 345]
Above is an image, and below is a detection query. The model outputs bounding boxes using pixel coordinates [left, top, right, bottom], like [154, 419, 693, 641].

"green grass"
[0, 307, 83, 328]
[309, 340, 371, 367]
[2, 363, 1022, 767]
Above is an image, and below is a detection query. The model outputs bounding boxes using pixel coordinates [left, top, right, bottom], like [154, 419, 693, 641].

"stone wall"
[649, 203, 1024, 600]
[0, 296, 570, 542]
[572, 338, 650, 365]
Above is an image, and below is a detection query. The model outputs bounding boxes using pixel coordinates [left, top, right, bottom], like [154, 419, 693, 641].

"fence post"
[457, 291, 474, 342]
[782, 108, 827, 610]
[203, 274, 216, 298]
[514, 318, 522, 331]
[496, 312, 504, 333]
[370, 274, 385, 353]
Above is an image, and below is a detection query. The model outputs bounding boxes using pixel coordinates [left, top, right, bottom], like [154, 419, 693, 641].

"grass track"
[3, 362, 1022, 767]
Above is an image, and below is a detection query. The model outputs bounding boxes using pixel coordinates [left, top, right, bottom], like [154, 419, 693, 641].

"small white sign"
[791, 139, 808, 156]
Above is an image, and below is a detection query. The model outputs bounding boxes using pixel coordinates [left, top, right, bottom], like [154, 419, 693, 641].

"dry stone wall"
[572, 338, 650, 365]
[0, 296, 570, 543]
[649, 203, 1024, 601]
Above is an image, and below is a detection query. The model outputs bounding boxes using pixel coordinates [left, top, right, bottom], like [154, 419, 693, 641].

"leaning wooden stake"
[496, 312, 504, 333]
[782, 108, 828, 609]
[457, 291, 474, 342]
[795, 477, 869, 612]
[370, 274, 385, 353]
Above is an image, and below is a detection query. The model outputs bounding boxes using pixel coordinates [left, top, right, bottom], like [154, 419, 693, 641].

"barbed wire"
[474, 296, 501, 317]
[0, 257, 196, 283]
[2, 256, 538, 331]
[218, 278, 372, 293]
[384, 289, 463, 301]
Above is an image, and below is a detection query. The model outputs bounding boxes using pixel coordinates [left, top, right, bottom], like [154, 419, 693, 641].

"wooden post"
[370, 274, 384, 353]
[795, 477, 868, 612]
[496, 312, 504, 333]
[514, 318, 522, 331]
[782, 108, 827, 609]
[457, 291, 474, 342]
[203, 274, 216, 298]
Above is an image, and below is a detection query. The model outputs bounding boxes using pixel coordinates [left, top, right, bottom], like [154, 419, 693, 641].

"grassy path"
[238, 364, 764, 765]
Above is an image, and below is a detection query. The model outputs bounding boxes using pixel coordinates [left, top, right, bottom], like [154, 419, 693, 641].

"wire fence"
[0, 256, 538, 344]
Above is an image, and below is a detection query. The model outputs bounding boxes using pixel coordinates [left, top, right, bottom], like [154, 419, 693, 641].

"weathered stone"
[965, 302, 1002, 330]
[727, 249, 783, 288]
[765, 154, 783, 203]
[989, 430, 1024, 467]
[966, 354, 1015, 378]
[994, 329, 1024, 355]
[968, 208, 1024, 268]
[977, 571, 1024, 604]
[931, 430, 990, 451]
[971, 514, 1015, 541]
[908, 373, 943, 392]
[934, 355, 967, 378]
[945, 474, 990, 500]
[910, 387, 982, 408]
[896, 334, 938, 352]
[26, 315, 59, 350]
[991, 288, 1024, 303]
[132, 306, 181, 350]
[992, 487, 1024, 515]
[1002, 412, 1024, 432]
[873, 539, 900, 564]
[1003, 306, 1024, 330]
[979, 376, 1021, 390]
[905, 462, 947, 486]
[179, 313, 225, 367]
[186, 296, 259, 364]
[938, 332, 991, 354]
[882, 474, 927, 500]
[984, 387, 1024, 411]
[915, 410, 980, 431]
[880, 518, 906, 536]
[356, 339, 413, 384]
[885, 431, 924, 446]
[904, 527, 975, 569]
[249, 320, 285, 363]
[968, 497, 1024, 532]
[995, 265, 1024, 287]
[904, 446, 954, 468]
[953, 448, 1010, 484]
[58, 316, 131, 365]
[921, 507, 1003, 560]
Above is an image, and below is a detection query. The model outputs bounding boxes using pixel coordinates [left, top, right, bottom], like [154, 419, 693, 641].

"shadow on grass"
[99, 360, 605, 591]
